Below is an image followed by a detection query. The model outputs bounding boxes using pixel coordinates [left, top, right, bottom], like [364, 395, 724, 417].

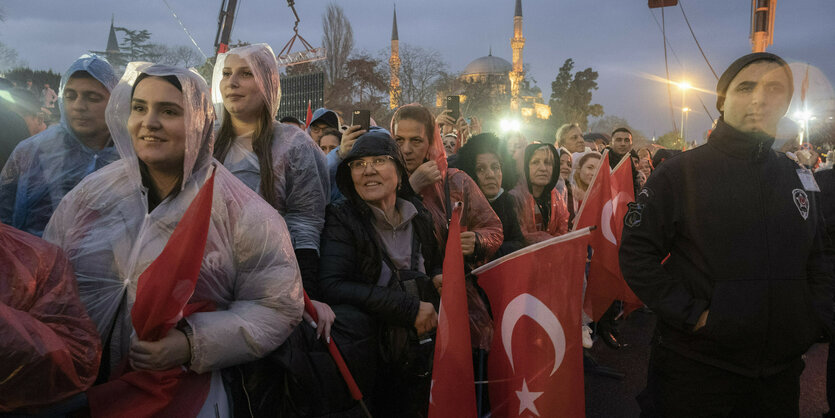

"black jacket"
[620, 120, 834, 377]
[490, 191, 525, 258]
[316, 196, 442, 329]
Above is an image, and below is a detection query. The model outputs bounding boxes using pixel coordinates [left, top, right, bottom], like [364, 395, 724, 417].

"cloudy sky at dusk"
[2, 0, 833, 140]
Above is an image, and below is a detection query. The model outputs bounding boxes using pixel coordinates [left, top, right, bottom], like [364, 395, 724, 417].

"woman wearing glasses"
[316, 130, 442, 416]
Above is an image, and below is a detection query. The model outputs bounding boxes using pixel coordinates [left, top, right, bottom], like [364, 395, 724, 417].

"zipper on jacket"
[753, 160, 770, 377]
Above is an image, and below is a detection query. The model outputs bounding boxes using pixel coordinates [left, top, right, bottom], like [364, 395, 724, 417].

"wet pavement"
[584, 310, 830, 417]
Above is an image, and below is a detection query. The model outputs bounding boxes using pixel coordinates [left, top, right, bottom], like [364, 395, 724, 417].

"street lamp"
[682, 107, 691, 149]
[793, 110, 812, 144]
[678, 81, 691, 142]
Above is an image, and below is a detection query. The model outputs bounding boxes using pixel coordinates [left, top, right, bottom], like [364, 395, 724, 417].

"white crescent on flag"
[501, 293, 566, 376]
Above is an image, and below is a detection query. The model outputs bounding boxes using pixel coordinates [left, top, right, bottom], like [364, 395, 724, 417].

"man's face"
[612, 132, 633, 155]
[309, 121, 330, 143]
[721, 61, 791, 137]
[62, 76, 110, 141]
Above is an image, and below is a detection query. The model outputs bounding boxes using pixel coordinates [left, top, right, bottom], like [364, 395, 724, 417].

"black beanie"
[716, 52, 793, 115]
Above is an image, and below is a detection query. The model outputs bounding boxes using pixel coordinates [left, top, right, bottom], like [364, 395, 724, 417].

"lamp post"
[678, 81, 691, 143]
[682, 107, 691, 150]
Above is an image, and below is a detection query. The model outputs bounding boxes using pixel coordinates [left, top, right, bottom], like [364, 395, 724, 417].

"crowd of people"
[0, 44, 832, 418]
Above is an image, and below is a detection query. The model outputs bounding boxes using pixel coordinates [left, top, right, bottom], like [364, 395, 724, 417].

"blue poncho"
[0, 54, 119, 236]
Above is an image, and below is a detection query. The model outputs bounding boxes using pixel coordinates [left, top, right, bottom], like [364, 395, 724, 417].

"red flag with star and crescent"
[574, 152, 642, 321]
[428, 203, 477, 418]
[472, 228, 591, 418]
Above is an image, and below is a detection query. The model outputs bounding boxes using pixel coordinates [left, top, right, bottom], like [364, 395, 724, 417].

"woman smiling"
[44, 63, 303, 416]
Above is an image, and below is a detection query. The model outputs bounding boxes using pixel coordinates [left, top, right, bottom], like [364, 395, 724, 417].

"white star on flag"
[516, 379, 543, 416]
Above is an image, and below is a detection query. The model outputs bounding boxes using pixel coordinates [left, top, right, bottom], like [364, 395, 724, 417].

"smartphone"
[446, 95, 460, 121]
[351, 110, 371, 131]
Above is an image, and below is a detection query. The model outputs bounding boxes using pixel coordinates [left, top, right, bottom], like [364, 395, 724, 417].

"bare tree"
[321, 3, 353, 87]
[0, 41, 22, 73]
[156, 45, 204, 68]
[379, 44, 447, 107]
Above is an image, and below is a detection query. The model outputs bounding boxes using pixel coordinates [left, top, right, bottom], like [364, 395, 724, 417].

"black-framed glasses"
[347, 156, 394, 172]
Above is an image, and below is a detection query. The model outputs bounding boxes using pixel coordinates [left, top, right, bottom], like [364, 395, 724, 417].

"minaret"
[106, 15, 119, 55]
[509, 0, 525, 112]
[389, 5, 401, 109]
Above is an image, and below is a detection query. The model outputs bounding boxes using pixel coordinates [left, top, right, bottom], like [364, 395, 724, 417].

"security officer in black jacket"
[620, 52, 835, 417]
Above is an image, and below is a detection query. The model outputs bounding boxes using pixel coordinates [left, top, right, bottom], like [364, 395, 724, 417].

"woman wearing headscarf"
[456, 132, 525, 258]
[0, 54, 120, 237]
[211, 44, 331, 333]
[44, 63, 303, 416]
[391, 104, 503, 265]
[317, 131, 441, 416]
[509, 143, 570, 244]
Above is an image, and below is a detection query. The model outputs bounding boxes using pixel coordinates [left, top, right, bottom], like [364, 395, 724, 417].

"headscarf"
[107, 63, 215, 191]
[335, 130, 416, 204]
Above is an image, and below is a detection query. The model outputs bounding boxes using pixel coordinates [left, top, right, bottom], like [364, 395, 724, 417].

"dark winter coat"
[620, 119, 835, 377]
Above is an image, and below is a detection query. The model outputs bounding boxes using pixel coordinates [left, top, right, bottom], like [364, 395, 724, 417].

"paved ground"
[584, 310, 830, 417]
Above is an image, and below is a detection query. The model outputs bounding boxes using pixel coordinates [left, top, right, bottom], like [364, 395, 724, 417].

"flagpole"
[302, 291, 372, 418]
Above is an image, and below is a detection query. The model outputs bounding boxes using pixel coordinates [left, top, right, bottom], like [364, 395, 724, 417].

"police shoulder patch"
[624, 202, 645, 228]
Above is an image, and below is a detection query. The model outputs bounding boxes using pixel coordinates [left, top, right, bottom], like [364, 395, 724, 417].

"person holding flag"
[620, 52, 834, 416]
[44, 63, 303, 416]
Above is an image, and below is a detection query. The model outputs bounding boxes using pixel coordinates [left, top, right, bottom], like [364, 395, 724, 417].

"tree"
[156, 45, 204, 68]
[548, 58, 603, 130]
[115, 27, 159, 63]
[321, 3, 353, 87]
[4, 68, 60, 91]
[656, 130, 683, 149]
[0, 41, 22, 73]
[378, 44, 447, 108]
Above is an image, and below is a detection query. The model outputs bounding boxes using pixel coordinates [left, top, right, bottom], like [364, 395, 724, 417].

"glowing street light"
[500, 118, 521, 132]
[793, 110, 813, 144]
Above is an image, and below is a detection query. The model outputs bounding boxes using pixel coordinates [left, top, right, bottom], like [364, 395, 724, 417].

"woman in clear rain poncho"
[210, 44, 332, 334]
[0, 54, 119, 237]
[44, 63, 303, 415]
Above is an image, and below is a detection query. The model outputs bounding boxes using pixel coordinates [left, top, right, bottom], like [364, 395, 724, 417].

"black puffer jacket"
[620, 119, 835, 377]
[315, 131, 442, 329]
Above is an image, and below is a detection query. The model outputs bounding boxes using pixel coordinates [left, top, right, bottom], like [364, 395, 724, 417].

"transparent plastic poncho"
[43, 63, 303, 374]
[212, 44, 329, 252]
[0, 54, 120, 237]
[0, 223, 101, 412]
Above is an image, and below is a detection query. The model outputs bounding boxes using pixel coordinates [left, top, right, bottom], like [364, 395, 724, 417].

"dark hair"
[131, 73, 187, 209]
[320, 128, 342, 141]
[457, 132, 517, 190]
[611, 127, 632, 137]
[68, 70, 95, 81]
[214, 101, 278, 209]
[131, 73, 183, 97]
[392, 105, 436, 148]
[279, 115, 302, 125]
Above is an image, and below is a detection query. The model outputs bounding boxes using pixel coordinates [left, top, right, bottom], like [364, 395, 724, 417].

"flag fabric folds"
[88, 167, 217, 418]
[473, 228, 591, 418]
[574, 152, 642, 321]
[429, 203, 477, 418]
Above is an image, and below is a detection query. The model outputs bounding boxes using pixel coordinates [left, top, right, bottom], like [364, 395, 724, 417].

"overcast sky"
[2, 0, 833, 140]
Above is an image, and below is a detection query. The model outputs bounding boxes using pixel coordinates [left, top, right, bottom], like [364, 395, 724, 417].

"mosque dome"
[463, 54, 512, 76]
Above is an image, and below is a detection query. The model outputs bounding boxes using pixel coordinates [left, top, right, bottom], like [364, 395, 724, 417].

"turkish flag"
[304, 100, 313, 129]
[429, 204, 477, 418]
[575, 152, 642, 321]
[88, 167, 218, 418]
[473, 228, 591, 418]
